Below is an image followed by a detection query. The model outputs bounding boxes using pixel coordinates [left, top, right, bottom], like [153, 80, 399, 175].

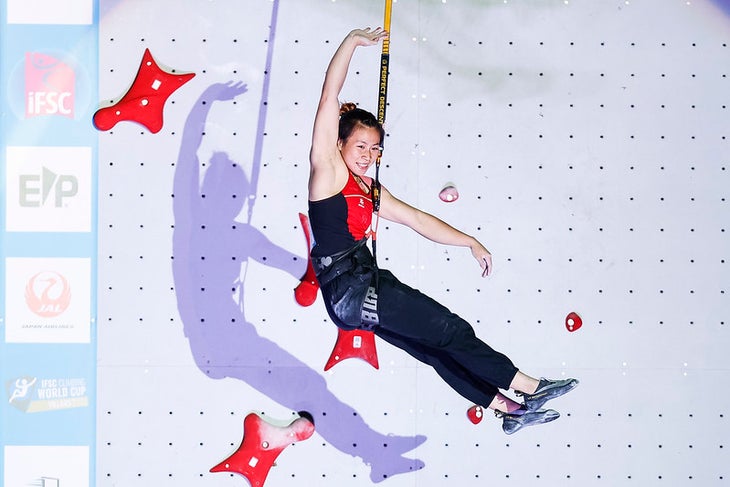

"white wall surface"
[97, 1, 729, 485]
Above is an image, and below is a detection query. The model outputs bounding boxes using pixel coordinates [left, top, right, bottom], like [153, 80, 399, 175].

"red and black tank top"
[309, 172, 373, 257]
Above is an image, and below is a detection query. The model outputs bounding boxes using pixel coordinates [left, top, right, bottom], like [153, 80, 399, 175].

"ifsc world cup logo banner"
[6, 375, 89, 413]
[5, 49, 92, 122]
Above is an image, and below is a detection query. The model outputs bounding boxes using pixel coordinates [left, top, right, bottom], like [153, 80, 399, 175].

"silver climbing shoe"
[518, 377, 579, 411]
[497, 408, 560, 435]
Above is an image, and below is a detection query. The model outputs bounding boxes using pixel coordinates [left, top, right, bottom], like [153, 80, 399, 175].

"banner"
[1, 1, 97, 486]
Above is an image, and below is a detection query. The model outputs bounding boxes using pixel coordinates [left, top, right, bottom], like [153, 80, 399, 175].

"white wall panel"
[97, 1, 728, 486]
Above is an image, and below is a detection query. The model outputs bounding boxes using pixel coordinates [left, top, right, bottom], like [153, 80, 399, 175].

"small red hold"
[324, 328, 379, 371]
[467, 405, 484, 425]
[294, 279, 318, 307]
[565, 312, 582, 332]
[294, 213, 319, 307]
[439, 183, 459, 203]
[93, 48, 195, 133]
[210, 412, 315, 487]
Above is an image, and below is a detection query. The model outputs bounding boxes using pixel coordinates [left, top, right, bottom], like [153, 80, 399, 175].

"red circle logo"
[24, 271, 71, 317]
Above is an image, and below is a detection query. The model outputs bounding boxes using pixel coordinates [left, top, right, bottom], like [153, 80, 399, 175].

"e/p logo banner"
[5, 146, 92, 232]
[19, 166, 79, 209]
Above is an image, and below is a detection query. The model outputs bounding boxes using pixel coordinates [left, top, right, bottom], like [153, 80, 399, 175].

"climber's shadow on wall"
[172, 82, 424, 482]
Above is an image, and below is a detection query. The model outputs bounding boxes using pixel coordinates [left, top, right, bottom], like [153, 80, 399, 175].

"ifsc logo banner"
[5, 49, 93, 123]
[25, 52, 75, 119]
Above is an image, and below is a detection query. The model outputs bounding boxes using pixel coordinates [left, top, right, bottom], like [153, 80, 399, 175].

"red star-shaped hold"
[324, 327, 379, 371]
[210, 412, 315, 487]
[93, 48, 195, 133]
[293, 211, 379, 369]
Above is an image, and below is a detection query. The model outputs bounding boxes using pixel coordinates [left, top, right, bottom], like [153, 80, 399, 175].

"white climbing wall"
[94, 0, 728, 486]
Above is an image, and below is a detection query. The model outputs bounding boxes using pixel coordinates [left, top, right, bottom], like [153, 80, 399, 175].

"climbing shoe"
[497, 407, 560, 435]
[518, 377, 579, 411]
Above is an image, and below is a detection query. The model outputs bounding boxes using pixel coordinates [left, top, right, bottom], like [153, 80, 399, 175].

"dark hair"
[338, 102, 384, 145]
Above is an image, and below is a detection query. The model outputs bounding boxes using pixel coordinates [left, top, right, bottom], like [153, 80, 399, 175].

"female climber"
[307, 27, 578, 434]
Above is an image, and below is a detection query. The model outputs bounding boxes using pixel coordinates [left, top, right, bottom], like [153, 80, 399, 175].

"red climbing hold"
[565, 311, 582, 332]
[439, 183, 459, 203]
[467, 405, 484, 425]
[294, 279, 318, 307]
[324, 328, 379, 371]
[294, 213, 319, 307]
[93, 48, 195, 133]
[210, 412, 315, 487]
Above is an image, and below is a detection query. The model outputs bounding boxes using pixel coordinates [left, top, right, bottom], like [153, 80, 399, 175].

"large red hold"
[210, 412, 315, 487]
[93, 48, 194, 133]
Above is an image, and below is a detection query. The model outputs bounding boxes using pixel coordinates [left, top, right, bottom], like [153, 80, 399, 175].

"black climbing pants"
[314, 241, 519, 407]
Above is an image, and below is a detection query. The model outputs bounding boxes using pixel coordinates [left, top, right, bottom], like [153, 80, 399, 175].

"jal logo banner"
[5, 146, 92, 232]
[4, 257, 91, 344]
